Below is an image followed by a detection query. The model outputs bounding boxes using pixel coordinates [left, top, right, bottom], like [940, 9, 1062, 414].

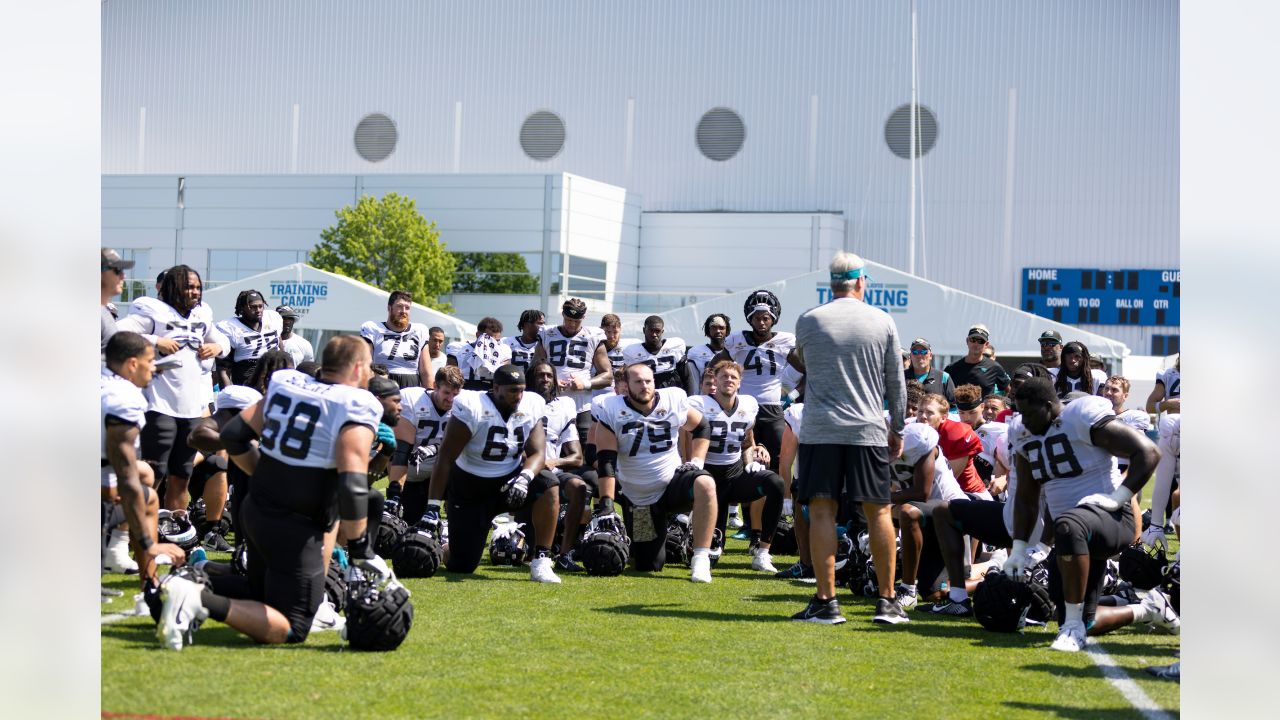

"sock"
[1064, 602, 1084, 626]
[901, 582, 917, 594]
[949, 586, 968, 603]
[692, 547, 711, 559]
[1129, 601, 1152, 624]
[750, 530, 762, 544]
[535, 546, 552, 559]
[200, 589, 230, 622]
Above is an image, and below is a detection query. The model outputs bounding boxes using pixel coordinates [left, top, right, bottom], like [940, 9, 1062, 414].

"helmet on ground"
[342, 578, 413, 651]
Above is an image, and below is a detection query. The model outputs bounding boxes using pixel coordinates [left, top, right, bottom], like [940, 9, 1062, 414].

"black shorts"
[620, 467, 707, 572]
[445, 466, 559, 574]
[795, 443, 892, 506]
[753, 403, 785, 471]
[556, 467, 600, 499]
[903, 499, 945, 529]
[188, 454, 228, 500]
[945, 499, 1013, 548]
[390, 372, 422, 389]
[1047, 504, 1135, 626]
[140, 411, 200, 481]
[240, 493, 327, 644]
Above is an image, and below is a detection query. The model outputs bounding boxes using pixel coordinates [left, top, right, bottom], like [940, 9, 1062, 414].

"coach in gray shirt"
[790, 251, 908, 626]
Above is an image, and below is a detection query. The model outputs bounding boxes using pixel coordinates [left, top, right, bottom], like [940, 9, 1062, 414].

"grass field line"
[101, 608, 146, 625]
[1086, 641, 1172, 720]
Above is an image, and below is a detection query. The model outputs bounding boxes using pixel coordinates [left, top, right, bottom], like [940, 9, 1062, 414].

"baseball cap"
[910, 337, 931, 350]
[368, 376, 402, 398]
[966, 325, 990, 341]
[1038, 330, 1063, 344]
[276, 305, 299, 319]
[101, 248, 135, 271]
[492, 364, 526, 386]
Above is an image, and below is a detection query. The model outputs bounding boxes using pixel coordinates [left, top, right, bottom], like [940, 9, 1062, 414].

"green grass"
[102, 538, 1179, 719]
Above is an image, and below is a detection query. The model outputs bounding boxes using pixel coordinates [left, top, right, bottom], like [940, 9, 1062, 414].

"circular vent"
[520, 111, 566, 161]
[696, 108, 745, 161]
[884, 104, 938, 159]
[354, 113, 398, 163]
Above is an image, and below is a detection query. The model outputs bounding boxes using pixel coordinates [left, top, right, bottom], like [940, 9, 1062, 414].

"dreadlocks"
[157, 264, 202, 316]
[246, 349, 295, 394]
[234, 289, 266, 322]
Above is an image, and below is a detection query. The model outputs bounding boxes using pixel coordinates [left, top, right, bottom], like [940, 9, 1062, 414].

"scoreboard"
[1021, 268, 1180, 326]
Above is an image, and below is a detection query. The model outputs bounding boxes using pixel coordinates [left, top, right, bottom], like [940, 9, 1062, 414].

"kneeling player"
[388, 365, 464, 524]
[422, 364, 562, 583]
[592, 363, 718, 582]
[1004, 379, 1179, 652]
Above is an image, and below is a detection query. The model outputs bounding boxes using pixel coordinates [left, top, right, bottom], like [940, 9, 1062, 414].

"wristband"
[427, 499, 443, 512]
[391, 439, 413, 466]
[690, 457, 704, 470]
[518, 469, 535, 483]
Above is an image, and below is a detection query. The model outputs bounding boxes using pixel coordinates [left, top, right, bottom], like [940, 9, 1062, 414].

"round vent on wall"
[696, 107, 745, 161]
[884, 104, 938, 159]
[520, 111, 566, 161]
[354, 113, 398, 163]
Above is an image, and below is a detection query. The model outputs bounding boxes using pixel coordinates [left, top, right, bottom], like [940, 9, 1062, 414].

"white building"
[101, 0, 1178, 353]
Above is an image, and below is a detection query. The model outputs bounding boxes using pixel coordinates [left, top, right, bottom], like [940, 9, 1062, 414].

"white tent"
[201, 263, 476, 343]
[656, 261, 1130, 360]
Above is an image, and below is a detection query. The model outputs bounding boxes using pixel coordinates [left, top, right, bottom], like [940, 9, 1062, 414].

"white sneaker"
[894, 584, 919, 611]
[103, 528, 139, 574]
[751, 547, 778, 573]
[727, 507, 744, 529]
[530, 556, 562, 584]
[1141, 588, 1180, 635]
[1050, 620, 1088, 652]
[690, 553, 712, 583]
[310, 599, 346, 633]
[156, 576, 208, 651]
[986, 547, 1009, 572]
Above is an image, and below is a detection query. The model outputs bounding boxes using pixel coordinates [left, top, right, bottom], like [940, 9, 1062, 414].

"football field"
[101, 537, 1180, 719]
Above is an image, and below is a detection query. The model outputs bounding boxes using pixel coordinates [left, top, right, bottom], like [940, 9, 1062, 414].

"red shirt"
[996, 408, 1014, 424]
[937, 419, 985, 494]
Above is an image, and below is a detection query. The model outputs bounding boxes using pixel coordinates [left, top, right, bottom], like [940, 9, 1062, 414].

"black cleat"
[791, 596, 847, 625]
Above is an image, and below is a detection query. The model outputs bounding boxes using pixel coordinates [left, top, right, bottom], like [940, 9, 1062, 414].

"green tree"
[310, 193, 456, 311]
[451, 252, 540, 294]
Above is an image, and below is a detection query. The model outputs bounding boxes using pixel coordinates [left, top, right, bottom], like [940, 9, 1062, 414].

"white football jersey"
[1010, 395, 1121, 520]
[502, 335, 540, 370]
[595, 388, 691, 505]
[360, 321, 429, 375]
[1157, 366, 1181, 399]
[450, 389, 546, 477]
[723, 330, 797, 404]
[214, 385, 263, 414]
[689, 393, 759, 466]
[889, 423, 966, 502]
[1057, 369, 1109, 396]
[258, 369, 382, 469]
[454, 336, 513, 385]
[542, 395, 580, 465]
[117, 297, 227, 418]
[622, 338, 687, 389]
[974, 421, 1009, 473]
[1116, 409, 1152, 433]
[604, 338, 640, 372]
[398, 386, 453, 474]
[683, 343, 722, 386]
[540, 325, 606, 412]
[783, 402, 804, 436]
[101, 370, 147, 487]
[216, 315, 282, 364]
[280, 334, 315, 366]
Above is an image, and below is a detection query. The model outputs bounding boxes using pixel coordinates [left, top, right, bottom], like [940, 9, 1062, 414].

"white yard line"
[1085, 642, 1173, 720]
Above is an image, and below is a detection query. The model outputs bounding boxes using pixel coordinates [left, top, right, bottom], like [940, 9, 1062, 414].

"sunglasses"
[910, 349, 929, 356]
[967, 337, 986, 343]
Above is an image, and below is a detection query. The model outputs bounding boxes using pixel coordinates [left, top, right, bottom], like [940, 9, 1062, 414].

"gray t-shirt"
[794, 296, 906, 446]
[101, 304, 117, 352]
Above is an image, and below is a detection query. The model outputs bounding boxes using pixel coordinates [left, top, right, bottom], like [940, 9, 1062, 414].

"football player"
[448, 317, 513, 390]
[592, 363, 718, 582]
[102, 332, 186, 580]
[720, 290, 800, 473]
[388, 365, 465, 525]
[422, 364, 562, 583]
[1143, 413, 1181, 552]
[1144, 354, 1180, 415]
[504, 309, 545, 371]
[1052, 342, 1108, 398]
[889, 422, 970, 610]
[360, 290, 433, 389]
[684, 313, 730, 397]
[917, 393, 990, 500]
[214, 289, 282, 388]
[116, 265, 230, 514]
[156, 336, 389, 649]
[691, 359, 785, 572]
[954, 384, 1009, 496]
[622, 315, 688, 391]
[774, 396, 815, 581]
[534, 298, 612, 455]
[1004, 378, 1179, 652]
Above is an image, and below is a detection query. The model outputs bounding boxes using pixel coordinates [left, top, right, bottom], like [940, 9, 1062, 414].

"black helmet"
[743, 290, 781, 323]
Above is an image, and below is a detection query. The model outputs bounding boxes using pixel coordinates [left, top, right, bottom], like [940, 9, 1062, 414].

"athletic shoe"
[872, 597, 910, 624]
[727, 510, 744, 530]
[1050, 620, 1088, 652]
[203, 530, 233, 552]
[1141, 588, 1181, 635]
[791, 596, 847, 624]
[730, 529, 750, 541]
[1144, 661, 1180, 682]
[894, 584, 918, 610]
[529, 556, 562, 584]
[156, 575, 208, 651]
[690, 554, 712, 583]
[751, 547, 779, 573]
[187, 547, 208, 566]
[310, 599, 345, 633]
[929, 598, 974, 617]
[554, 552, 584, 573]
[775, 561, 817, 583]
[102, 528, 139, 575]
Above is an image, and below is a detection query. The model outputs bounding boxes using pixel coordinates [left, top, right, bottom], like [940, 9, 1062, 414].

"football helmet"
[769, 517, 798, 556]
[1118, 542, 1168, 591]
[342, 576, 414, 652]
[324, 560, 348, 612]
[488, 521, 528, 566]
[157, 511, 200, 553]
[391, 529, 443, 578]
[578, 513, 631, 576]
[374, 511, 409, 558]
[743, 290, 781, 322]
[665, 514, 691, 564]
[973, 570, 1056, 633]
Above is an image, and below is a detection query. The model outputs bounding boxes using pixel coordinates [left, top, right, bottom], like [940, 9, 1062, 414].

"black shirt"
[905, 367, 956, 406]
[943, 357, 1010, 397]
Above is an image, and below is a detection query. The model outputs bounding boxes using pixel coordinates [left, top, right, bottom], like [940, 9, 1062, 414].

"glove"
[411, 444, 438, 466]
[1003, 539, 1031, 581]
[1028, 541, 1052, 566]
[384, 497, 402, 519]
[346, 533, 390, 583]
[418, 507, 442, 536]
[675, 462, 704, 476]
[331, 545, 349, 570]
[744, 461, 766, 474]
[375, 423, 396, 448]
[1077, 486, 1134, 513]
[501, 470, 533, 509]
[782, 498, 794, 517]
[1141, 525, 1167, 552]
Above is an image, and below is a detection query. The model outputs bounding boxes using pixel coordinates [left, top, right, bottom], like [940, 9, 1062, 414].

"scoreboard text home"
[1021, 268, 1180, 326]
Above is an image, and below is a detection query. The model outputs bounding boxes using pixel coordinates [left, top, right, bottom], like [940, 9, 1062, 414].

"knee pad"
[1053, 512, 1091, 557]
